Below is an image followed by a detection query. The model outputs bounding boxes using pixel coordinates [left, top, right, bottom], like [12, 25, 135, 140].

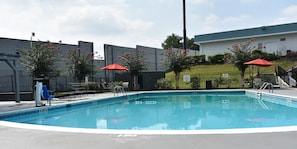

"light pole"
[183, 0, 187, 50]
[30, 32, 35, 49]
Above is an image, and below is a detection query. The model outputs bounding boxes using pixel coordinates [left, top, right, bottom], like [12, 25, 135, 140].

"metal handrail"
[256, 82, 272, 110]
[256, 97, 268, 109]
[259, 82, 274, 93]
[113, 85, 127, 96]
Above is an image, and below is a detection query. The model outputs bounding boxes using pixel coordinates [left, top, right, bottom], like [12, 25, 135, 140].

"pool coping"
[2, 120, 297, 135]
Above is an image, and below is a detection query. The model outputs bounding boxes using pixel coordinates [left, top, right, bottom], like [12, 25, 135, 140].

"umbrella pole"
[248, 66, 251, 88]
[113, 71, 115, 82]
[252, 65, 254, 88]
[257, 66, 260, 77]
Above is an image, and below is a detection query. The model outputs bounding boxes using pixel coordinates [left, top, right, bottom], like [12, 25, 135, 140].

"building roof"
[194, 22, 297, 44]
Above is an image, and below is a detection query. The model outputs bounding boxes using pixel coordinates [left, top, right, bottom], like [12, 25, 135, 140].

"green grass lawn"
[165, 59, 297, 89]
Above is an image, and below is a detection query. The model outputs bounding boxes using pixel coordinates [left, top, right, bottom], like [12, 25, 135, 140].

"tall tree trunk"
[175, 71, 180, 89]
[241, 72, 245, 88]
[133, 75, 138, 90]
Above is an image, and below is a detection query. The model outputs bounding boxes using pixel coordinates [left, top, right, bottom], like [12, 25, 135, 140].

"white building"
[194, 22, 297, 59]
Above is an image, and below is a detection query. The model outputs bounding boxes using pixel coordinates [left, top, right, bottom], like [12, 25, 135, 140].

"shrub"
[84, 82, 100, 91]
[155, 78, 173, 89]
[211, 76, 224, 88]
[267, 53, 279, 61]
[191, 55, 206, 65]
[252, 49, 279, 61]
[190, 76, 200, 89]
[211, 75, 239, 88]
[208, 54, 225, 64]
[222, 77, 239, 88]
[223, 52, 232, 64]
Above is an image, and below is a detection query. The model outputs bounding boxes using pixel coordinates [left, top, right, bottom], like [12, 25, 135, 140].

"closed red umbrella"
[101, 63, 128, 70]
[244, 58, 273, 66]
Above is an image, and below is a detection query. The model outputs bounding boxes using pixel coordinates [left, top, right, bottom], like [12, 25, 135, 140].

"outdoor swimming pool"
[1, 90, 297, 132]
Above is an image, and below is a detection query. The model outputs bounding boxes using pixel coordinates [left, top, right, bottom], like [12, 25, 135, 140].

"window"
[280, 38, 286, 41]
[258, 43, 263, 50]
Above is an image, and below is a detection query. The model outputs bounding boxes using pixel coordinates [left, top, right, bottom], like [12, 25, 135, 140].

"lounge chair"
[99, 79, 110, 90]
[41, 85, 55, 105]
[122, 82, 129, 91]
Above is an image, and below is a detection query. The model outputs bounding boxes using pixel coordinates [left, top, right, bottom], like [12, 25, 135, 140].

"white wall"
[199, 32, 297, 60]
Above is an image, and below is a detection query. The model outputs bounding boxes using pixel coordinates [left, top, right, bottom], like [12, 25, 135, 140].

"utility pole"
[30, 32, 35, 49]
[183, 0, 187, 50]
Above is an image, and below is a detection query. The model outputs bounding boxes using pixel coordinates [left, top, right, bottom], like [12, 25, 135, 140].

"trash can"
[32, 78, 50, 100]
[33, 78, 50, 89]
[206, 80, 212, 89]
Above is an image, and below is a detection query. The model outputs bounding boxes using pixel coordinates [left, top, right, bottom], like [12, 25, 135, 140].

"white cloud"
[188, 0, 215, 7]
[0, 0, 156, 56]
[189, 0, 212, 4]
[222, 15, 250, 23]
[1, 0, 297, 57]
[200, 14, 220, 33]
[240, 0, 261, 3]
[56, 1, 153, 36]
[272, 5, 297, 25]
[205, 14, 219, 24]
[282, 5, 297, 15]
[196, 13, 256, 34]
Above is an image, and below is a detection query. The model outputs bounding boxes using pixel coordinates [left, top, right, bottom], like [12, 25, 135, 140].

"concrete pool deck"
[1, 88, 297, 149]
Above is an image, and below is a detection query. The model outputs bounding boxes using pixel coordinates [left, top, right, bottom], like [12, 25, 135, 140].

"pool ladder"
[256, 96, 268, 109]
[113, 86, 127, 96]
[259, 82, 274, 93]
[256, 82, 273, 110]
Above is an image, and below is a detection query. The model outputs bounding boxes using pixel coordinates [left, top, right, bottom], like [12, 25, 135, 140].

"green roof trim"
[195, 22, 297, 43]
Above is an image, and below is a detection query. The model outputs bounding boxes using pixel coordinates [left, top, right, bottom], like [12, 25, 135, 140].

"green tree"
[119, 50, 147, 90]
[187, 38, 200, 51]
[162, 34, 183, 49]
[162, 33, 199, 51]
[164, 48, 193, 89]
[20, 41, 59, 78]
[229, 39, 256, 88]
[66, 48, 94, 82]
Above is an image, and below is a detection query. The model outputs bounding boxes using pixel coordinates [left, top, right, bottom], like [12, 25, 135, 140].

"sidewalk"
[249, 87, 297, 97]
[0, 92, 116, 113]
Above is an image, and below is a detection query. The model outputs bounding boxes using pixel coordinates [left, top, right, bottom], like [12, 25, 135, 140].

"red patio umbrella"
[244, 58, 273, 66]
[101, 63, 128, 82]
[101, 63, 128, 70]
[244, 58, 273, 81]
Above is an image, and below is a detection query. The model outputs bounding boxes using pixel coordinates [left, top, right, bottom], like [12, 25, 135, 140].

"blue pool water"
[2, 90, 297, 130]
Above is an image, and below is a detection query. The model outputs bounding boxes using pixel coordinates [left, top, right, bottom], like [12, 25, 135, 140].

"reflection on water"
[96, 119, 107, 129]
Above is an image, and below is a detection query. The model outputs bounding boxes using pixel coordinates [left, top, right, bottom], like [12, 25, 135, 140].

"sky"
[1, 0, 297, 58]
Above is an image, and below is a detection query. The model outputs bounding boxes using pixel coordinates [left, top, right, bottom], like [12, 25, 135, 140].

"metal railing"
[256, 82, 273, 110]
[259, 82, 274, 93]
[113, 85, 127, 96]
[256, 95, 268, 110]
